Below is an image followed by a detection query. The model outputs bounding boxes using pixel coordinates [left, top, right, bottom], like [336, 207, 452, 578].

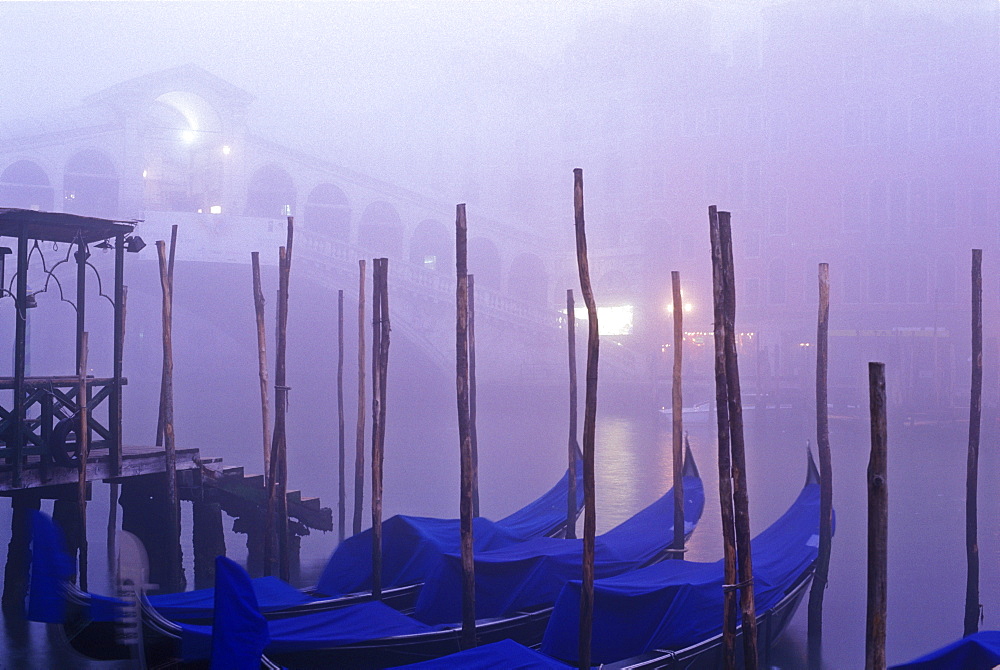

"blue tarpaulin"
[316, 455, 584, 597]
[210, 556, 270, 670]
[398, 639, 572, 669]
[151, 576, 313, 620]
[413, 469, 704, 624]
[889, 631, 1000, 670]
[540, 459, 822, 665]
[27, 511, 74, 623]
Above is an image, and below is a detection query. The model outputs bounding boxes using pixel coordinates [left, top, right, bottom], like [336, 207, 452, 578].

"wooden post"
[468, 274, 480, 518]
[866, 362, 888, 670]
[156, 240, 182, 591]
[192, 499, 226, 590]
[965, 249, 983, 636]
[251, 252, 271, 482]
[719, 211, 758, 669]
[353, 260, 367, 536]
[573, 169, 600, 670]
[77, 331, 89, 591]
[371, 258, 390, 600]
[566, 289, 578, 540]
[112, 235, 125, 476]
[670, 271, 685, 558]
[455, 206, 477, 649]
[709, 206, 738, 670]
[338, 289, 346, 543]
[809, 263, 833, 651]
[156, 225, 177, 447]
[1, 493, 40, 614]
[12, 231, 27, 488]
[267, 217, 294, 581]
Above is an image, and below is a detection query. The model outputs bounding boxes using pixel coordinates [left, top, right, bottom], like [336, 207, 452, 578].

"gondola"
[37, 449, 585, 662]
[397, 449, 823, 670]
[132, 446, 704, 668]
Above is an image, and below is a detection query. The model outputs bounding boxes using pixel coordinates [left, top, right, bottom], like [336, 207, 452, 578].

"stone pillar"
[120, 474, 185, 594]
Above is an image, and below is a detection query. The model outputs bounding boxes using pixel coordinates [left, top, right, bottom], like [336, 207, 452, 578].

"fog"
[2, 1, 1000, 668]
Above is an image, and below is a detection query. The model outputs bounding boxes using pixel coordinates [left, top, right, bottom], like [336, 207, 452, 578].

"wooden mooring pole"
[76, 332, 89, 591]
[354, 259, 367, 536]
[156, 239, 182, 591]
[337, 289, 346, 543]
[566, 288, 578, 540]
[809, 263, 833, 664]
[866, 362, 888, 670]
[670, 271, 684, 558]
[251, 252, 271, 484]
[964, 249, 983, 636]
[455, 205, 476, 648]
[709, 206, 738, 670]
[371, 258, 390, 599]
[574, 168, 600, 670]
[469, 274, 480, 519]
[156, 225, 177, 447]
[720, 211, 758, 668]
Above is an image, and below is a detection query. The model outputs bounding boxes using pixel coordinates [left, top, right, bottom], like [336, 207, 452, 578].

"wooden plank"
[1, 446, 203, 491]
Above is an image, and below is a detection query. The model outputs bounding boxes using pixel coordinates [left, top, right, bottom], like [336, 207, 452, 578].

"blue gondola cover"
[889, 631, 1000, 670]
[398, 638, 572, 669]
[210, 556, 270, 670]
[27, 511, 74, 623]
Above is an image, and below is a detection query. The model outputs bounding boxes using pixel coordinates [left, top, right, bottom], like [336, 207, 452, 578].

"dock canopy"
[0, 208, 137, 243]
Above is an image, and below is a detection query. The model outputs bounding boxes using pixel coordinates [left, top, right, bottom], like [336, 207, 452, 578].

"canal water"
[1, 378, 998, 668]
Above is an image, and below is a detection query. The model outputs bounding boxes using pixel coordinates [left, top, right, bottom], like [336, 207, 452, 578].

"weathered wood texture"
[566, 289, 578, 540]
[709, 206, 738, 670]
[156, 225, 177, 448]
[354, 259, 367, 536]
[573, 169, 600, 670]
[866, 362, 888, 670]
[371, 258, 390, 600]
[809, 263, 833, 650]
[76, 332, 90, 591]
[671, 271, 684, 557]
[468, 274, 480, 519]
[338, 289, 346, 543]
[455, 205, 477, 649]
[719, 212, 758, 669]
[965, 249, 983, 636]
[156, 239, 182, 592]
[251, 252, 271, 484]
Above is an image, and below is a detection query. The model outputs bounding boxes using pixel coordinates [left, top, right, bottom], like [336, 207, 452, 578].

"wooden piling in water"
[573, 168, 600, 670]
[866, 362, 888, 670]
[156, 225, 178, 448]
[371, 258, 391, 599]
[76, 331, 89, 591]
[251, 252, 271, 485]
[192, 499, 226, 589]
[719, 212, 758, 669]
[455, 205, 477, 648]
[809, 263, 833, 656]
[354, 259, 367, 536]
[469, 274, 480, 519]
[2, 493, 40, 614]
[965, 249, 983, 636]
[156, 239, 182, 591]
[338, 289, 346, 543]
[566, 289, 578, 540]
[670, 271, 684, 558]
[709, 206, 737, 670]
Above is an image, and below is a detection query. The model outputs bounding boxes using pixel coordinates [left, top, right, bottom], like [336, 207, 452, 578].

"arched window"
[358, 201, 402, 259]
[246, 164, 296, 218]
[468, 237, 501, 290]
[409, 219, 450, 271]
[507, 253, 548, 306]
[305, 183, 350, 240]
[64, 149, 118, 217]
[1, 160, 53, 211]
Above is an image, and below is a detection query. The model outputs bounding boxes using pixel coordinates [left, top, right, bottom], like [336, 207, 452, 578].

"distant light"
[142, 169, 148, 179]
[222, 145, 232, 156]
[181, 129, 197, 144]
[423, 254, 437, 270]
[684, 302, 694, 313]
[799, 342, 811, 347]
[210, 205, 222, 214]
[197, 208, 203, 213]
[570, 305, 633, 336]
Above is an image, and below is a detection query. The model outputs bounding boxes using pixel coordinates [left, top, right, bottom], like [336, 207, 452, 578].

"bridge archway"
[1, 160, 53, 211]
[246, 164, 296, 218]
[305, 182, 351, 240]
[64, 148, 119, 217]
[507, 252, 548, 306]
[359, 201, 403, 259]
[409, 219, 450, 272]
